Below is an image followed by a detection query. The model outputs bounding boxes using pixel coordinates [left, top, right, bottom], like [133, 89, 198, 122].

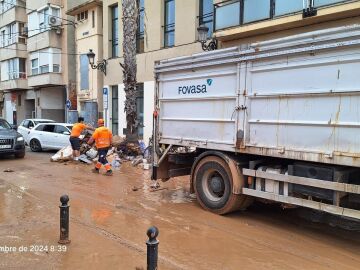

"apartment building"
[101, 0, 209, 143]
[67, 0, 103, 127]
[0, 0, 75, 124]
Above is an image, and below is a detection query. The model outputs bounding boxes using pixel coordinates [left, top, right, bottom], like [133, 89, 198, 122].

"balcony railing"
[8, 72, 27, 80]
[214, 0, 359, 31]
[0, 36, 26, 48]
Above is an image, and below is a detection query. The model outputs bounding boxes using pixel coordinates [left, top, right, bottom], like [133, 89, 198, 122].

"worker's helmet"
[98, 119, 105, 126]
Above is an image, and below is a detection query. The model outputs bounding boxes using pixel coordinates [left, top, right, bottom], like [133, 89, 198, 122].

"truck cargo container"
[152, 24, 360, 220]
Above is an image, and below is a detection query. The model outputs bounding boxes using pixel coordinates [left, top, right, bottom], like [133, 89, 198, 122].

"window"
[31, 59, 39, 75]
[22, 120, 30, 128]
[243, 0, 271, 24]
[199, 0, 214, 39]
[0, 30, 5, 47]
[92, 10, 95, 28]
[214, 0, 354, 31]
[35, 124, 44, 131]
[215, 1, 240, 30]
[42, 125, 55, 133]
[314, 0, 345, 7]
[112, 85, 119, 135]
[55, 125, 68, 134]
[137, 0, 145, 53]
[275, 0, 303, 16]
[28, 6, 61, 37]
[77, 11, 88, 21]
[17, 95, 21, 107]
[1, 58, 25, 81]
[136, 83, 144, 139]
[28, 121, 35, 129]
[164, 0, 175, 47]
[111, 5, 119, 57]
[30, 48, 62, 75]
[80, 54, 89, 90]
[0, 0, 15, 14]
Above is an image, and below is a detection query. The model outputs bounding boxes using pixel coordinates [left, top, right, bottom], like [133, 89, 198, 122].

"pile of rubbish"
[50, 133, 151, 170]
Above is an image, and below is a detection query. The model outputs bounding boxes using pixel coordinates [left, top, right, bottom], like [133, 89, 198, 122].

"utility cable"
[0, 24, 74, 36]
[0, 46, 80, 56]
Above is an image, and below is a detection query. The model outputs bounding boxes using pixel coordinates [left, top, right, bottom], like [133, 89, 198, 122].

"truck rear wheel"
[193, 155, 251, 215]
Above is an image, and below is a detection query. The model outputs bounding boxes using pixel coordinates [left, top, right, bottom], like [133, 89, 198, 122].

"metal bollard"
[58, 195, 71, 245]
[146, 226, 159, 270]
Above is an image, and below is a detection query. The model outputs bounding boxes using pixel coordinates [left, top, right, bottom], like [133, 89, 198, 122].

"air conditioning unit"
[48, 16, 61, 27]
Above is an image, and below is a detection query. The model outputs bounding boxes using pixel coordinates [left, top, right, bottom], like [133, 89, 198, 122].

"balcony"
[28, 72, 63, 88]
[214, 0, 360, 41]
[0, 72, 28, 90]
[0, 39, 27, 61]
[27, 30, 62, 52]
[0, 6, 27, 27]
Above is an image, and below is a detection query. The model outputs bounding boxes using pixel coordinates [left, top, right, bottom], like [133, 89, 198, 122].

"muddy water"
[0, 151, 359, 269]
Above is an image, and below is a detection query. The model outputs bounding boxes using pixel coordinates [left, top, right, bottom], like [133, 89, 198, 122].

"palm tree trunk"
[122, 0, 138, 140]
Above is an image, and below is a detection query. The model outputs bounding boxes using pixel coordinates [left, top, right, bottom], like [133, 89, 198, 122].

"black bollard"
[146, 226, 159, 270]
[58, 195, 71, 245]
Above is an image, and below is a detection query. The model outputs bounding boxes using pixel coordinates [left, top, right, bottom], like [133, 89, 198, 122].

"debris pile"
[50, 133, 151, 170]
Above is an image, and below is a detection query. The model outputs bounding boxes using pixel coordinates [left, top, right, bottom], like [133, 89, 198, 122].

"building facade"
[67, 0, 103, 127]
[213, 0, 360, 46]
[101, 0, 209, 143]
[0, 0, 75, 124]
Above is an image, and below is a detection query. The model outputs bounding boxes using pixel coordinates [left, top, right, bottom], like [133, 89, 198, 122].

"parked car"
[28, 123, 74, 152]
[18, 119, 55, 144]
[0, 118, 25, 158]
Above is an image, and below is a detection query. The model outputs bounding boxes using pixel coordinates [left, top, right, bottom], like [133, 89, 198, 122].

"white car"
[18, 119, 55, 144]
[28, 123, 74, 152]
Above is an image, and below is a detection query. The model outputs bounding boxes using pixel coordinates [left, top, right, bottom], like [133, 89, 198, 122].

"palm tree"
[121, 0, 138, 140]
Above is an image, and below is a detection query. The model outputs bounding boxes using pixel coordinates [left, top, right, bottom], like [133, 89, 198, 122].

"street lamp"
[87, 49, 107, 75]
[197, 24, 217, 51]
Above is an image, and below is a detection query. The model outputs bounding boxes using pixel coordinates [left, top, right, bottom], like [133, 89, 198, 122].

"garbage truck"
[151, 24, 360, 220]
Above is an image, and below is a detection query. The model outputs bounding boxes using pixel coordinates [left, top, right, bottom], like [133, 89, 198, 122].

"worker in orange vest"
[70, 117, 94, 161]
[87, 119, 113, 176]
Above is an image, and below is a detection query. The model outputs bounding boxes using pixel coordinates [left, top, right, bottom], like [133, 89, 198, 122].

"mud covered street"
[0, 151, 359, 269]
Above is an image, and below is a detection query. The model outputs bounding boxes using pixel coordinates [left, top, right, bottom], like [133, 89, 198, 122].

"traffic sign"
[66, 100, 71, 109]
[103, 88, 108, 109]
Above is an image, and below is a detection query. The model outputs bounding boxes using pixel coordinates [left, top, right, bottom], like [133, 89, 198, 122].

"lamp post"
[87, 49, 107, 75]
[197, 24, 217, 51]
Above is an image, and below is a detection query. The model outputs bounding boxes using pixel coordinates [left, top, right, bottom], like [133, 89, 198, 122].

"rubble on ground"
[50, 134, 151, 170]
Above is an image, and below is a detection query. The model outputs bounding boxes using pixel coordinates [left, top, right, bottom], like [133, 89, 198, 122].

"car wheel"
[15, 151, 25, 159]
[30, 139, 42, 152]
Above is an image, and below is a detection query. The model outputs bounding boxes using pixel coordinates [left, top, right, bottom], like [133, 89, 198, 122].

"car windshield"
[66, 126, 73, 130]
[0, 119, 11, 130]
[34, 120, 54, 125]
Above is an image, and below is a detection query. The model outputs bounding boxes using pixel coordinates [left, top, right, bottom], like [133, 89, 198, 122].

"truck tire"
[30, 139, 42, 152]
[193, 155, 251, 215]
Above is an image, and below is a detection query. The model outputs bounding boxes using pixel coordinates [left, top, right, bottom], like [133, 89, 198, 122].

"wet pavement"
[0, 150, 359, 269]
